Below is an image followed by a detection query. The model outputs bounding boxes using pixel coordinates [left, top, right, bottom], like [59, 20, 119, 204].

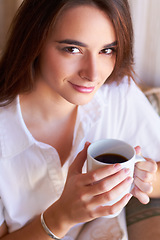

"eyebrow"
[57, 39, 87, 47]
[103, 41, 117, 49]
[57, 39, 117, 48]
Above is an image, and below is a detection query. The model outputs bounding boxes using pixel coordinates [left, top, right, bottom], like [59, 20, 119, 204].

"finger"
[131, 186, 150, 204]
[135, 158, 157, 173]
[88, 176, 133, 208]
[69, 142, 90, 174]
[84, 168, 131, 196]
[93, 193, 132, 218]
[134, 146, 157, 173]
[134, 176, 153, 193]
[134, 167, 154, 182]
[81, 163, 122, 186]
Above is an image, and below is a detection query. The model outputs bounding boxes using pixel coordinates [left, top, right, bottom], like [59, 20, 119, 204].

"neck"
[20, 80, 77, 122]
[19, 81, 78, 165]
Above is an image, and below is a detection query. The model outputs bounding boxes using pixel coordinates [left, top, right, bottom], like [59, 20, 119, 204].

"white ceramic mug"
[87, 139, 144, 218]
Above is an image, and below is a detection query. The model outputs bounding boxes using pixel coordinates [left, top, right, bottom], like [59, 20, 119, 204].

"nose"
[79, 53, 99, 82]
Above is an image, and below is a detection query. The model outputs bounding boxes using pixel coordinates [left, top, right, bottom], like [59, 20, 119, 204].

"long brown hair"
[0, 0, 134, 106]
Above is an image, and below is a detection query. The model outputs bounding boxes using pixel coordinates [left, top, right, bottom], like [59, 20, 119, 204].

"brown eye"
[63, 47, 81, 54]
[100, 48, 116, 55]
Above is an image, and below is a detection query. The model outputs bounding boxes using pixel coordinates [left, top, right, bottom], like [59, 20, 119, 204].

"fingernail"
[126, 177, 133, 183]
[114, 163, 122, 170]
[85, 142, 91, 148]
[123, 168, 130, 174]
[126, 193, 132, 200]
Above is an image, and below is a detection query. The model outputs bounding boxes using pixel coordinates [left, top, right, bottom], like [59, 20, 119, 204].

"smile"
[69, 82, 95, 93]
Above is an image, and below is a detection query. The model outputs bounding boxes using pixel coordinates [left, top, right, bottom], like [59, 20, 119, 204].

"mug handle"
[135, 154, 146, 163]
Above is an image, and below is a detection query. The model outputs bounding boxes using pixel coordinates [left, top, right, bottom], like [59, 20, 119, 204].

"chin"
[67, 95, 94, 106]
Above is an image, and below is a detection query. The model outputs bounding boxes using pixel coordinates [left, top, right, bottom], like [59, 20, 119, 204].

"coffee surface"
[95, 153, 128, 164]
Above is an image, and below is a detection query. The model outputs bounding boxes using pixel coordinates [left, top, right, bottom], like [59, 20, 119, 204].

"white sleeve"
[0, 198, 4, 226]
[101, 79, 160, 162]
[117, 80, 160, 161]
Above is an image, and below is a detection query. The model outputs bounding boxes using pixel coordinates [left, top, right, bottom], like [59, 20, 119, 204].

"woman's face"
[38, 4, 117, 105]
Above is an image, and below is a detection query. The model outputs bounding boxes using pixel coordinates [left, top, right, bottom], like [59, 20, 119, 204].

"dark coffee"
[95, 153, 128, 164]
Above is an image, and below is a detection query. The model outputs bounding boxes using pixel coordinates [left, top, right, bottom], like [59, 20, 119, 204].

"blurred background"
[0, 0, 160, 87]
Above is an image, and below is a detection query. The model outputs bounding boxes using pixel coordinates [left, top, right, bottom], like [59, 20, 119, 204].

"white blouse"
[0, 77, 160, 236]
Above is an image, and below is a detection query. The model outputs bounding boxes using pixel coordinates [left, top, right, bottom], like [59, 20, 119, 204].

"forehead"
[50, 4, 116, 45]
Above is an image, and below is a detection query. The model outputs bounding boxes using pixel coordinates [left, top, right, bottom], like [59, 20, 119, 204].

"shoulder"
[0, 99, 18, 160]
[96, 77, 155, 120]
[0, 97, 19, 117]
[0, 97, 33, 160]
[98, 76, 141, 103]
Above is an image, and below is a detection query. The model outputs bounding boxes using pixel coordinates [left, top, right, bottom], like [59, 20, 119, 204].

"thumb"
[134, 146, 142, 155]
[69, 142, 91, 174]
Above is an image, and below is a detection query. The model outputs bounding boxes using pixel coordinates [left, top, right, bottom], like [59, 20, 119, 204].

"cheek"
[41, 52, 79, 79]
[102, 57, 116, 80]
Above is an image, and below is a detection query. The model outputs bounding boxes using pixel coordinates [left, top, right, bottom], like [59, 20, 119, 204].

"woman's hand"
[131, 146, 158, 204]
[48, 142, 133, 237]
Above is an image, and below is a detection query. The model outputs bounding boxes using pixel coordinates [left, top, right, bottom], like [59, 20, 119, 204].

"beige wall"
[129, 0, 160, 87]
[0, 0, 22, 50]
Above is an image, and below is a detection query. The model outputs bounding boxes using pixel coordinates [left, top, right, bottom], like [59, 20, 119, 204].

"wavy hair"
[0, 0, 134, 106]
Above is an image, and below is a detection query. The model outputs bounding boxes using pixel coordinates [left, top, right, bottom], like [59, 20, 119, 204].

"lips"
[70, 82, 95, 93]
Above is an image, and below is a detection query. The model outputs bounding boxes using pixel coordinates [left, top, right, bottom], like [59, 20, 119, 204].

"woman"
[0, 0, 159, 239]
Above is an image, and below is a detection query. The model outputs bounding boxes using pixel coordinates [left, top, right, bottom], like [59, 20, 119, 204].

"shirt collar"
[78, 86, 107, 126]
[0, 87, 107, 159]
[73, 87, 107, 143]
[0, 97, 34, 159]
